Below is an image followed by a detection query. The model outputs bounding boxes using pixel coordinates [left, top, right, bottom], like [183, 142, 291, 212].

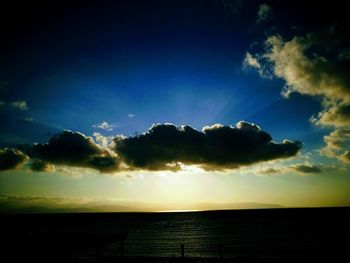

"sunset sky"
[1, 0, 349, 212]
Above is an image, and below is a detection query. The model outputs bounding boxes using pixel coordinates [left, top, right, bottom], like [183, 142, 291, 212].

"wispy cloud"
[92, 121, 116, 131]
[10, 100, 28, 110]
[243, 52, 271, 78]
[258, 163, 322, 175]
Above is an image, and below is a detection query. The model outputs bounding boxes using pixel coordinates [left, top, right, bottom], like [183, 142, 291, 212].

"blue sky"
[1, 0, 321, 140]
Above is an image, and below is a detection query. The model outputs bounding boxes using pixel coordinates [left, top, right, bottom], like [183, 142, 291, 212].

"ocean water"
[2, 208, 349, 260]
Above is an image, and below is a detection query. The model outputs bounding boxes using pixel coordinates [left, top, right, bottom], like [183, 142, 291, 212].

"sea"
[1, 207, 349, 261]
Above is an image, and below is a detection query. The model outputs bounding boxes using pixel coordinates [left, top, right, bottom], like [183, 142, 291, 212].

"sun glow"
[157, 209, 201, 213]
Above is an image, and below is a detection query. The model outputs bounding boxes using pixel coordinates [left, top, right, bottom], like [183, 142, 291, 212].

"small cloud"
[0, 100, 28, 110]
[30, 159, 55, 172]
[256, 3, 271, 23]
[93, 121, 115, 131]
[10, 100, 28, 110]
[127, 113, 135, 118]
[25, 117, 34, 122]
[54, 166, 86, 178]
[259, 167, 279, 174]
[124, 174, 136, 180]
[256, 161, 323, 176]
[290, 164, 322, 174]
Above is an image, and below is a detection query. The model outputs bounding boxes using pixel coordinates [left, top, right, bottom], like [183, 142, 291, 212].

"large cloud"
[1, 122, 301, 173]
[114, 121, 301, 171]
[0, 148, 28, 171]
[245, 29, 350, 163]
[27, 131, 120, 173]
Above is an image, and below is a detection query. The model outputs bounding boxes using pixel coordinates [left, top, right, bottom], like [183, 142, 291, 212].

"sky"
[0, 0, 349, 213]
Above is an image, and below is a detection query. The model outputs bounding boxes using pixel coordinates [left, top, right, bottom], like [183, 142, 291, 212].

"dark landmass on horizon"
[0, 199, 284, 214]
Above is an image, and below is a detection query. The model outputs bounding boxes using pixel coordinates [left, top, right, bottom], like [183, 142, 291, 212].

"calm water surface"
[2, 208, 349, 259]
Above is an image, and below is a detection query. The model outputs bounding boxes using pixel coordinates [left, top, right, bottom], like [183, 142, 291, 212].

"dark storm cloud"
[1, 122, 302, 173]
[0, 148, 28, 171]
[114, 121, 302, 171]
[27, 131, 120, 173]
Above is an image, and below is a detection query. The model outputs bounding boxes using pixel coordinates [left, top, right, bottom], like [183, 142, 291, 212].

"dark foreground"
[1, 207, 349, 262]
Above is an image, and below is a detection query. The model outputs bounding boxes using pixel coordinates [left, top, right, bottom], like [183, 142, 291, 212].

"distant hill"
[0, 195, 283, 214]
